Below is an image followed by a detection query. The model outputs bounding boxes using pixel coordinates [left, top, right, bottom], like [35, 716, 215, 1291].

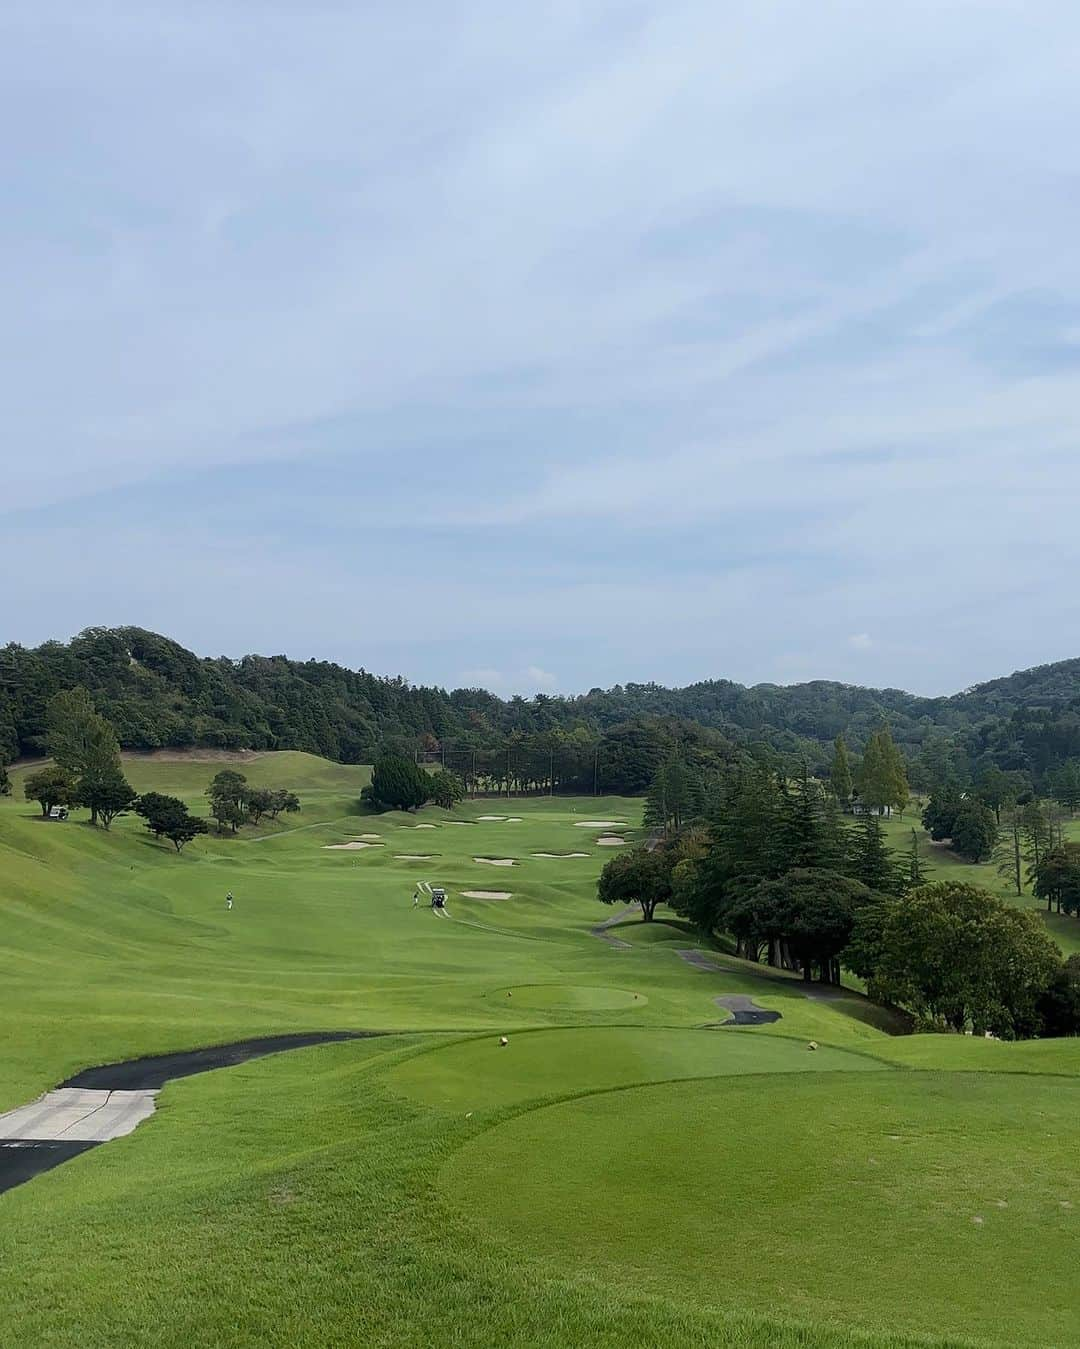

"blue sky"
[3, 2, 1080, 697]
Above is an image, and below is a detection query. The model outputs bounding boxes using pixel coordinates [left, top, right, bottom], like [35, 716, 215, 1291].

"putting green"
[385, 1026, 883, 1110]
[444, 1070, 1080, 1347]
[494, 984, 647, 1010]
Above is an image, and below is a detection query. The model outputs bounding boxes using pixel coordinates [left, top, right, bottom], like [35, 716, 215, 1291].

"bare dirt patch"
[123, 748, 266, 765]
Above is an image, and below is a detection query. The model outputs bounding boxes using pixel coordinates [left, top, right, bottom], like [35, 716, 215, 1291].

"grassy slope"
[881, 808, 1080, 957]
[0, 754, 1077, 1348]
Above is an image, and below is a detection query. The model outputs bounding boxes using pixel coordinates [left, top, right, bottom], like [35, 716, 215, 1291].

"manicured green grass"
[1, 753, 1077, 1348]
[445, 1070, 1080, 1347]
[880, 810, 1080, 956]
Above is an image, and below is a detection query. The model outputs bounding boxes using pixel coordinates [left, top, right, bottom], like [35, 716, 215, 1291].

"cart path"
[590, 906, 639, 949]
[0, 1031, 376, 1195]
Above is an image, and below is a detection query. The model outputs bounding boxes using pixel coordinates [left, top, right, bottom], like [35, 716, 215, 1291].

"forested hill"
[3, 627, 1080, 788]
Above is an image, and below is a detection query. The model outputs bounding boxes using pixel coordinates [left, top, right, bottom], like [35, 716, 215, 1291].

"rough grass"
[1, 754, 1077, 1347]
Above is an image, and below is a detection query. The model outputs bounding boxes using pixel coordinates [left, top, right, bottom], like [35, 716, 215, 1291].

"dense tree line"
[600, 740, 1078, 1036]
[7, 628, 1080, 794]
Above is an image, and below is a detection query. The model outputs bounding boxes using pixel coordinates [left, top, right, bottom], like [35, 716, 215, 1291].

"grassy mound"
[445, 1070, 1080, 1346]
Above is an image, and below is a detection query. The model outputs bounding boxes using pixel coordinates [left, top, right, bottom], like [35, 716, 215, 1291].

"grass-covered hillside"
[1, 752, 1078, 1347]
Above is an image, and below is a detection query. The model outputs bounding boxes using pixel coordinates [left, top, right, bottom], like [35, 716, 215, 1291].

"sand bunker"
[574, 820, 626, 828]
[477, 815, 506, 821]
[532, 852, 590, 859]
[596, 835, 627, 846]
[461, 890, 513, 900]
[474, 857, 517, 867]
[408, 823, 438, 829]
[506, 817, 523, 823]
[324, 841, 383, 850]
[396, 854, 437, 861]
[357, 833, 382, 841]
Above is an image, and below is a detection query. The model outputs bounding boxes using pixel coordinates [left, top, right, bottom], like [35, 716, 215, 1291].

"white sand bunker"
[357, 833, 382, 841]
[575, 820, 626, 828]
[506, 817, 523, 823]
[324, 841, 383, 850]
[408, 823, 438, 829]
[395, 854, 437, 861]
[477, 815, 506, 821]
[532, 852, 590, 859]
[474, 856, 517, 867]
[461, 890, 513, 900]
[596, 835, 627, 846]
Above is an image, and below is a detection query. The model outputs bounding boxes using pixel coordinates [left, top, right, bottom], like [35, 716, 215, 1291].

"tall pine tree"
[830, 734, 853, 804]
[846, 811, 896, 892]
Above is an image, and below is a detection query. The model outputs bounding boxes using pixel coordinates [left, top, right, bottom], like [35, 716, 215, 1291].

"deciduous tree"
[24, 765, 77, 817]
[949, 798, 998, 862]
[597, 846, 672, 922]
[847, 881, 1059, 1037]
[206, 769, 249, 833]
[79, 769, 137, 829]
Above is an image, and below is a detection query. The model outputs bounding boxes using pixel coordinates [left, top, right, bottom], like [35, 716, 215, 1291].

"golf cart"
[47, 805, 69, 821]
[430, 887, 447, 910]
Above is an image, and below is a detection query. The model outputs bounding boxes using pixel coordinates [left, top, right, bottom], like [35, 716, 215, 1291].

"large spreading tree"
[847, 881, 1060, 1037]
[24, 765, 77, 817]
[46, 687, 131, 826]
[597, 846, 672, 923]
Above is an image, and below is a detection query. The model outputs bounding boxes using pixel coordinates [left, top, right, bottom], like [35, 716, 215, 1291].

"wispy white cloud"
[3, 2, 1080, 694]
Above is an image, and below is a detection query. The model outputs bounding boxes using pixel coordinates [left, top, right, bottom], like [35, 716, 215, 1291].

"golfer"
[226, 891, 233, 911]
[413, 888, 420, 908]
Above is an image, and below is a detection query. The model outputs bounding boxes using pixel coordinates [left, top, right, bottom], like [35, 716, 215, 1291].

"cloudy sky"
[3, 2, 1080, 697]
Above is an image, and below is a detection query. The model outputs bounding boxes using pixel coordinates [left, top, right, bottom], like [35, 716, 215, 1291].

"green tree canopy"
[134, 793, 208, 851]
[1031, 843, 1080, 917]
[597, 846, 672, 922]
[847, 881, 1060, 1037]
[206, 769, 249, 833]
[429, 770, 465, 810]
[745, 868, 875, 984]
[46, 687, 125, 825]
[855, 727, 909, 815]
[368, 756, 431, 812]
[23, 765, 77, 817]
[78, 768, 137, 830]
[829, 734, 853, 801]
[949, 798, 998, 862]
[1037, 954, 1080, 1037]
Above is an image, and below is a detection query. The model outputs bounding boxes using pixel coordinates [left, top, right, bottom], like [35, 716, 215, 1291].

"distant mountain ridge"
[3, 627, 1080, 784]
